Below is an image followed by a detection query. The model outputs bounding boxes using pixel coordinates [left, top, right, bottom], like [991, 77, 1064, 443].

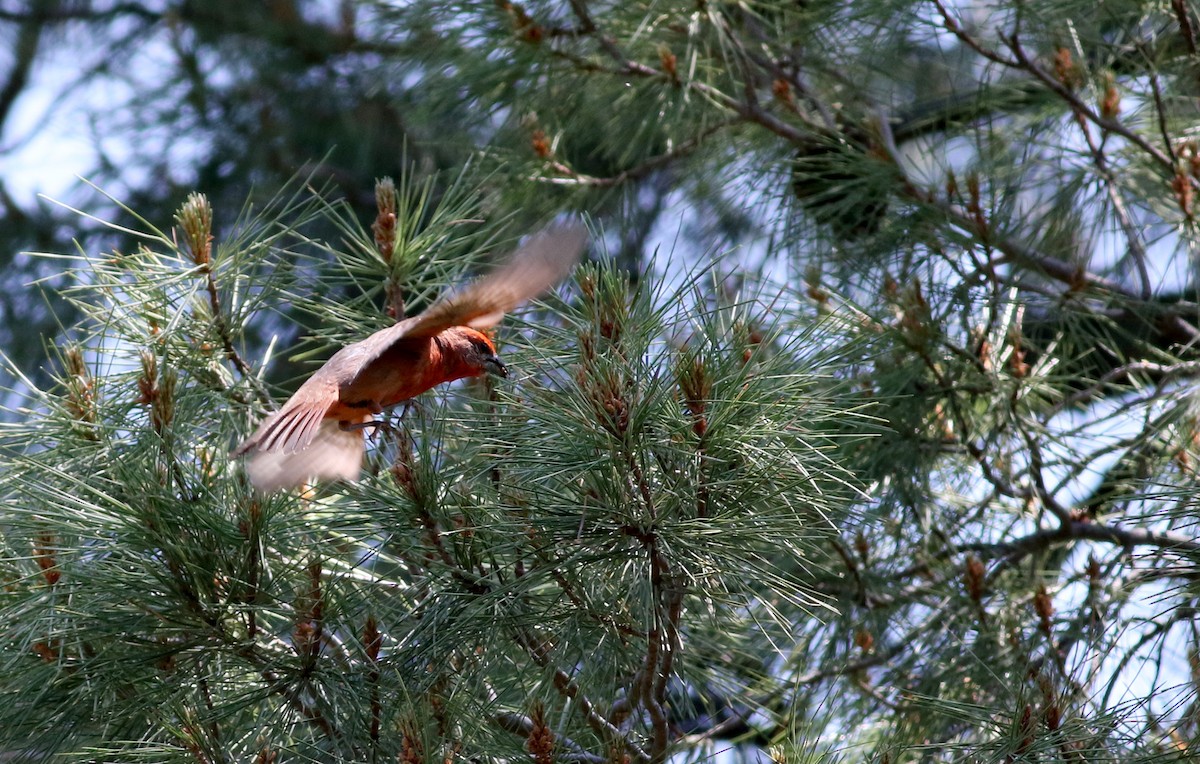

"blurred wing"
[232, 373, 340, 458]
[243, 418, 367, 492]
[343, 223, 585, 374]
[232, 347, 379, 492]
[407, 223, 586, 337]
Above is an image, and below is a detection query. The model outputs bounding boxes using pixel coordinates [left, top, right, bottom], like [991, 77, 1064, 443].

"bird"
[233, 224, 587, 492]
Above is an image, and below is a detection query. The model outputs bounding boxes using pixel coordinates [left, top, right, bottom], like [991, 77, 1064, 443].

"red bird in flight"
[234, 225, 586, 492]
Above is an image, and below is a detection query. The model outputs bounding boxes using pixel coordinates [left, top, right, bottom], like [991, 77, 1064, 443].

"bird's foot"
[340, 418, 397, 441]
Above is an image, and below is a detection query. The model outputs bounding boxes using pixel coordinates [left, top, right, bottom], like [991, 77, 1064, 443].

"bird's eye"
[471, 338, 493, 356]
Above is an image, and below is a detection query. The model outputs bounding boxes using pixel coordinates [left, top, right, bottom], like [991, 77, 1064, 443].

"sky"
[5, 71, 96, 204]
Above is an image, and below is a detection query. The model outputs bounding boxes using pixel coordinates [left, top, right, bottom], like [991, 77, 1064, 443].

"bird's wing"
[232, 366, 343, 458]
[352, 223, 587, 367]
[232, 222, 584, 474]
[243, 418, 367, 492]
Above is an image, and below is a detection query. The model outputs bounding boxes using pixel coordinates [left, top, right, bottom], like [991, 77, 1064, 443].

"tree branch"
[958, 518, 1200, 561]
[0, 4, 46, 134]
[532, 119, 739, 188]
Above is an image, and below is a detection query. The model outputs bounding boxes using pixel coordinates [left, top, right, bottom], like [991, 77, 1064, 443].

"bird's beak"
[484, 356, 508, 378]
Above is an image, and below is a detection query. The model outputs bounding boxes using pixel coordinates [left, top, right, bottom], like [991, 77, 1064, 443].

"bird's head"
[440, 326, 508, 380]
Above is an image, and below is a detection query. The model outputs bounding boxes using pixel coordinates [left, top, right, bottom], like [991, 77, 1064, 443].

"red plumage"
[233, 225, 586, 492]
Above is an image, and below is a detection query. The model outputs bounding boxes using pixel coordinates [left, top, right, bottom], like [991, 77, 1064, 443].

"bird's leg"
[398, 399, 418, 420]
[339, 418, 397, 442]
[336, 399, 420, 449]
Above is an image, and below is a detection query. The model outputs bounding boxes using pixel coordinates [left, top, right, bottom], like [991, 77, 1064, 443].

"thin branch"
[793, 629, 916, 686]
[0, 4, 159, 23]
[926, 197, 1200, 352]
[492, 712, 608, 763]
[1068, 520, 1200, 556]
[515, 629, 652, 763]
[830, 537, 868, 606]
[1071, 112, 1153, 299]
[1148, 70, 1178, 166]
[1172, 0, 1198, 57]
[1002, 32, 1176, 173]
[956, 518, 1200, 561]
[563, 0, 812, 148]
[202, 262, 272, 406]
[0, 8, 45, 133]
[533, 119, 740, 187]
[565, 0, 648, 73]
[929, 0, 1018, 67]
[197, 674, 228, 764]
[1096, 607, 1191, 712]
[1025, 433, 1073, 526]
[624, 446, 678, 762]
[1051, 360, 1200, 412]
[542, 561, 642, 638]
[232, 645, 348, 746]
[932, 1, 1178, 173]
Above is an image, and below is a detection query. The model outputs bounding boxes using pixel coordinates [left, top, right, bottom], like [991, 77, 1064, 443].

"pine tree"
[2, 1, 1200, 762]
[0, 174, 861, 761]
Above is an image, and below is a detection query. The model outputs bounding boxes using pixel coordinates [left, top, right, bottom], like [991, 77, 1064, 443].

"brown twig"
[1050, 360, 1200, 413]
[493, 712, 607, 763]
[202, 263, 272, 407]
[933, 0, 1177, 173]
[1024, 434, 1072, 526]
[534, 119, 739, 187]
[830, 537, 869, 607]
[1172, 0, 1198, 57]
[1147, 70, 1178, 166]
[0, 6, 44, 132]
[515, 629, 652, 763]
[1069, 108, 1153, 299]
[955, 518, 1200, 561]
[197, 674, 227, 763]
[1001, 33, 1176, 172]
[929, 0, 1017, 67]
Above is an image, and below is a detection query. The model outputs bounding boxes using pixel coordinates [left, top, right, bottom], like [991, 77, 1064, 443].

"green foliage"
[0, 183, 863, 760]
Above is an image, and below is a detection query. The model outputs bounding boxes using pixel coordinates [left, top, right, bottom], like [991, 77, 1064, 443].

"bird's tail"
[242, 418, 366, 492]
